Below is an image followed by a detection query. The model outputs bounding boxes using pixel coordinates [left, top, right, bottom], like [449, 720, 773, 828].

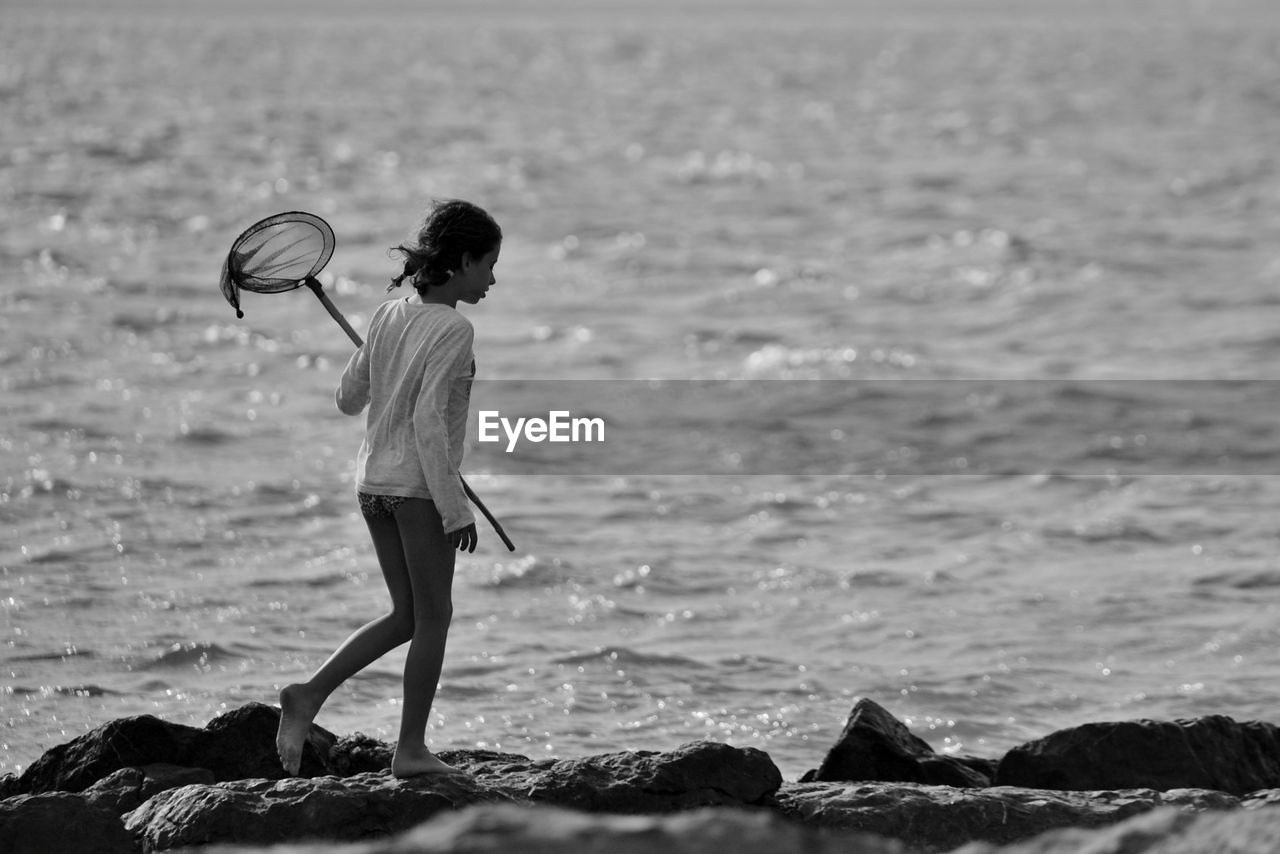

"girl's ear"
[459, 251, 476, 271]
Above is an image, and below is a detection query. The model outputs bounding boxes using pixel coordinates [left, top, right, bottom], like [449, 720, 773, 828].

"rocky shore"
[7, 698, 1280, 853]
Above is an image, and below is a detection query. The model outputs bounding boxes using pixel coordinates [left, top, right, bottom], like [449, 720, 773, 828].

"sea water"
[3, 0, 1280, 781]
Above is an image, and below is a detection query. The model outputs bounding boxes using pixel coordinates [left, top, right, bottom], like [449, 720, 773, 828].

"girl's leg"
[276, 511, 417, 775]
[388, 498, 458, 777]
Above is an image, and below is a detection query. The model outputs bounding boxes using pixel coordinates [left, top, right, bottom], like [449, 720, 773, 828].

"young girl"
[275, 199, 502, 777]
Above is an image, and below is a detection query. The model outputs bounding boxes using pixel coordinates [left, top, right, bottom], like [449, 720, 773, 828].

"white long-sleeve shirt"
[336, 299, 476, 533]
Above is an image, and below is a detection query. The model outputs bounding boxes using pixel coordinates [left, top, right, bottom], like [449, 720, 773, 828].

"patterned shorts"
[357, 492, 409, 519]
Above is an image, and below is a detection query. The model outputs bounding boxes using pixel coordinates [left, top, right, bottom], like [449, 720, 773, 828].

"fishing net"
[220, 211, 335, 318]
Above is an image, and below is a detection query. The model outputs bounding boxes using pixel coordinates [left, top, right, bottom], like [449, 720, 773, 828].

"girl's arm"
[335, 342, 372, 415]
[412, 322, 477, 534]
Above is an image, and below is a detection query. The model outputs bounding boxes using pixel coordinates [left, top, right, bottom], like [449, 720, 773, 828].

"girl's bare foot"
[276, 683, 322, 776]
[392, 747, 460, 778]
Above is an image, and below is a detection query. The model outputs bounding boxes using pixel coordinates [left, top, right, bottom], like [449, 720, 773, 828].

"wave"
[1043, 521, 1166, 544]
[714, 652, 796, 671]
[111, 311, 181, 334]
[22, 417, 117, 440]
[176, 426, 238, 445]
[140, 641, 241, 670]
[56, 685, 117, 697]
[1193, 570, 1280, 591]
[6, 684, 119, 698]
[838, 569, 912, 589]
[23, 546, 102, 565]
[478, 555, 570, 589]
[554, 645, 711, 671]
[8, 647, 100, 663]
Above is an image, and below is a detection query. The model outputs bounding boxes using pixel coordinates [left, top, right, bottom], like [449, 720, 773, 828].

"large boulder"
[188, 803, 910, 854]
[18, 715, 202, 794]
[123, 771, 504, 851]
[994, 715, 1280, 795]
[16, 703, 333, 795]
[121, 740, 783, 851]
[771, 781, 1238, 853]
[328, 738, 783, 813]
[457, 741, 783, 812]
[801, 698, 993, 787]
[0, 792, 137, 854]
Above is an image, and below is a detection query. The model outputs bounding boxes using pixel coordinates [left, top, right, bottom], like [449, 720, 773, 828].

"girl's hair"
[388, 199, 502, 294]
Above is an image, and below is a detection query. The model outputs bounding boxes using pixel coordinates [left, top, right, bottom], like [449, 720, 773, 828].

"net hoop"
[220, 211, 336, 318]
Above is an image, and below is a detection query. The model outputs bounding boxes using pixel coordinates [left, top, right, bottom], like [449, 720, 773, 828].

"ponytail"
[387, 258, 417, 292]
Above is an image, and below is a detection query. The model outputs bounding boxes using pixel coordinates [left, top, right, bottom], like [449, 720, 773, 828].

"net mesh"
[220, 211, 336, 318]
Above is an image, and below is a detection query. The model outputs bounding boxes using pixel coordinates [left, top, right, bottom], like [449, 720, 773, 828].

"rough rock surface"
[329, 739, 783, 813]
[0, 792, 137, 854]
[134, 802, 1280, 854]
[771, 781, 1239, 853]
[121, 740, 783, 851]
[953, 805, 1280, 854]
[17, 714, 203, 795]
[801, 698, 993, 787]
[995, 715, 1280, 795]
[1241, 788, 1280, 809]
[83, 763, 217, 816]
[453, 741, 782, 812]
[16, 703, 331, 795]
[195, 803, 910, 854]
[327, 734, 395, 776]
[123, 771, 504, 851]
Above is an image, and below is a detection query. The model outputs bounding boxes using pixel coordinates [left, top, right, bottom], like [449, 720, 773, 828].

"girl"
[275, 199, 502, 777]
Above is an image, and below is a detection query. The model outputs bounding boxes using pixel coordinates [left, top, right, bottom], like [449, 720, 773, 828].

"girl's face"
[458, 244, 500, 304]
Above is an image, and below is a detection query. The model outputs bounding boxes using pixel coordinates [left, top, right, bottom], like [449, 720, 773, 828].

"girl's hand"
[449, 523, 478, 553]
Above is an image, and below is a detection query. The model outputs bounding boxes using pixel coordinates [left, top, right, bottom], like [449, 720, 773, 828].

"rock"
[32, 701, 1280, 854]
[333, 740, 784, 813]
[18, 714, 203, 794]
[950, 804, 1280, 854]
[770, 781, 1239, 853]
[188, 702, 333, 781]
[800, 698, 992, 787]
[83, 763, 216, 815]
[123, 771, 505, 852]
[1241, 788, 1280, 809]
[995, 715, 1280, 795]
[0, 774, 19, 800]
[194, 803, 910, 854]
[456, 741, 783, 812]
[954, 755, 1001, 781]
[328, 734, 394, 777]
[16, 702, 334, 795]
[121, 740, 782, 851]
[438, 748, 542, 774]
[952, 808, 1198, 853]
[0, 792, 137, 854]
